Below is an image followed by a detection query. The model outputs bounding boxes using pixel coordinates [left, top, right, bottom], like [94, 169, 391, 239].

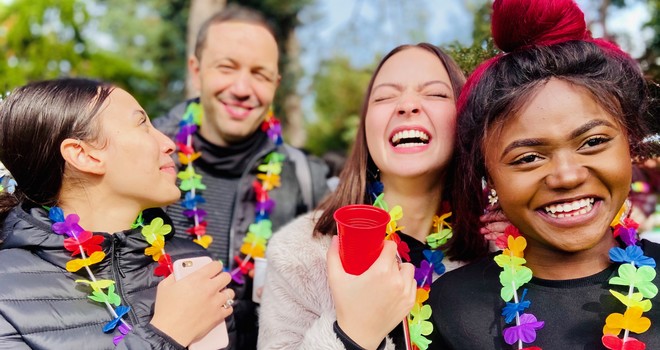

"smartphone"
[173, 257, 229, 350]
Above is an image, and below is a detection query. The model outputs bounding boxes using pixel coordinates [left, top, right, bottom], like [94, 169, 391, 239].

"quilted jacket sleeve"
[0, 315, 30, 350]
[116, 323, 186, 350]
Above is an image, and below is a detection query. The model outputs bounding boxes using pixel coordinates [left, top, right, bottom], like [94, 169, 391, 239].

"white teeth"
[391, 129, 430, 146]
[396, 142, 427, 148]
[544, 198, 595, 218]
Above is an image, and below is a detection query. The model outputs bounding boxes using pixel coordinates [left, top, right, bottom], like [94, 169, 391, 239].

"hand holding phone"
[173, 257, 230, 350]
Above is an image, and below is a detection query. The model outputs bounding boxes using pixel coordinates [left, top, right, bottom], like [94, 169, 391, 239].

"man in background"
[154, 5, 328, 349]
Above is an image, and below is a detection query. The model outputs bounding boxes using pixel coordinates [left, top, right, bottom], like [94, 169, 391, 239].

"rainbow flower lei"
[48, 207, 174, 345]
[602, 210, 656, 349]
[494, 204, 657, 350]
[370, 185, 452, 350]
[175, 102, 284, 284]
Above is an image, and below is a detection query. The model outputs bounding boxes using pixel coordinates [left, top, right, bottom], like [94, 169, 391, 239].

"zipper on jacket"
[111, 235, 138, 324]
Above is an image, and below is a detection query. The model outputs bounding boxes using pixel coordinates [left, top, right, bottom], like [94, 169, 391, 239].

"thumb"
[326, 235, 343, 273]
[158, 273, 176, 287]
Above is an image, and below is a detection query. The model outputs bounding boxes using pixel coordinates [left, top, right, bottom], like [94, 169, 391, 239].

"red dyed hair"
[492, 0, 590, 52]
[447, 0, 650, 261]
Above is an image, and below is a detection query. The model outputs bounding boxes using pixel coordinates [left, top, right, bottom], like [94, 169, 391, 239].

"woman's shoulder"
[268, 211, 329, 253]
[641, 239, 660, 260]
[267, 210, 331, 270]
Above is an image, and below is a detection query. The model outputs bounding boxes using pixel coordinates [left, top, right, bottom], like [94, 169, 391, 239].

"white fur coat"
[257, 211, 465, 349]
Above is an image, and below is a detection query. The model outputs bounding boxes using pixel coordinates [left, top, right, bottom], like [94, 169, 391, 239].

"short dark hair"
[194, 4, 277, 60]
[0, 78, 113, 212]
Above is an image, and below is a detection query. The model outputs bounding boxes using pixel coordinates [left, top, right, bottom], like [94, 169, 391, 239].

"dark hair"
[314, 43, 467, 246]
[0, 78, 114, 213]
[194, 4, 277, 60]
[449, 0, 652, 261]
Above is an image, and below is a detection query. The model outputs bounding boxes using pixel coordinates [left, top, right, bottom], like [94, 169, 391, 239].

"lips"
[160, 163, 176, 175]
[223, 102, 254, 119]
[389, 127, 431, 148]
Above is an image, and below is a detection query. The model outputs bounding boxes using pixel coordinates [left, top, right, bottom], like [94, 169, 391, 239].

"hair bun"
[492, 0, 590, 52]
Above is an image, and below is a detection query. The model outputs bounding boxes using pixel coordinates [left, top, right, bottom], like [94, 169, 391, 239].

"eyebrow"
[372, 80, 452, 94]
[500, 119, 617, 158]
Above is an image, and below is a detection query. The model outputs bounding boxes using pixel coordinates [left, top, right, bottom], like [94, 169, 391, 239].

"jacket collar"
[0, 205, 171, 272]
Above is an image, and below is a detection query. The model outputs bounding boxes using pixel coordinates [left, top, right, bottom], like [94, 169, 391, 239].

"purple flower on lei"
[175, 124, 197, 144]
[52, 213, 84, 238]
[414, 260, 433, 287]
[502, 313, 544, 345]
[255, 198, 275, 215]
[615, 225, 638, 246]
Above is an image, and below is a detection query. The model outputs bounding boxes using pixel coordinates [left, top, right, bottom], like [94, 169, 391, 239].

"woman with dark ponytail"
[429, 0, 660, 349]
[0, 78, 235, 349]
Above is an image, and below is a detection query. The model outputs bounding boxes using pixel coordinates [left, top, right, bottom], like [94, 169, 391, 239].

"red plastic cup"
[333, 205, 390, 275]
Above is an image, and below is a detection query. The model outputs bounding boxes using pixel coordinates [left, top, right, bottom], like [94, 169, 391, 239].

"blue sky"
[296, 0, 652, 120]
[300, 0, 651, 68]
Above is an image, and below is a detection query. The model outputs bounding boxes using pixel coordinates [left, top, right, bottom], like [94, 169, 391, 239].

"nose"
[544, 152, 589, 190]
[156, 128, 175, 155]
[396, 94, 421, 117]
[230, 70, 252, 100]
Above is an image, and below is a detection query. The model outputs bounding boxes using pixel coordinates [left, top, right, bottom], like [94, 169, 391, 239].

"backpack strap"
[283, 144, 313, 211]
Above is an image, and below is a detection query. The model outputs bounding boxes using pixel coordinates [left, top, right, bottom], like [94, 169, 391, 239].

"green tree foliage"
[305, 56, 372, 156]
[445, 0, 499, 77]
[0, 0, 188, 117]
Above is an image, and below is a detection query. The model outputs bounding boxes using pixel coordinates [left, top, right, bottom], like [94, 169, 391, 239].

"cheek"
[202, 72, 230, 92]
[364, 111, 385, 147]
[254, 83, 277, 104]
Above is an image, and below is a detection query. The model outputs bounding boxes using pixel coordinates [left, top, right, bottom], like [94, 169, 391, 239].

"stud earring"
[488, 189, 499, 207]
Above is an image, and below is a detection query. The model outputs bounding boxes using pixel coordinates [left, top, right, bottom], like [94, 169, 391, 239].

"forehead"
[201, 21, 279, 66]
[492, 79, 620, 141]
[98, 88, 141, 122]
[373, 48, 449, 86]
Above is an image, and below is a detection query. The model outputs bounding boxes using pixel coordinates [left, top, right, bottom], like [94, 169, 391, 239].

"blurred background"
[0, 0, 658, 157]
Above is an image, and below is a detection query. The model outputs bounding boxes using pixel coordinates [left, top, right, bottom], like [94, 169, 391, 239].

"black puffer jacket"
[0, 205, 222, 350]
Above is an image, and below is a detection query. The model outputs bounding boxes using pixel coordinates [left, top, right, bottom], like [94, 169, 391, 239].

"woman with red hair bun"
[429, 0, 660, 349]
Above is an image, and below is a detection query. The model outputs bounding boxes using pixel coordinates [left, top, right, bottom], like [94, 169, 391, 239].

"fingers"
[480, 209, 506, 223]
[222, 288, 235, 306]
[195, 260, 224, 279]
[378, 240, 398, 265]
[326, 235, 340, 266]
[157, 274, 175, 289]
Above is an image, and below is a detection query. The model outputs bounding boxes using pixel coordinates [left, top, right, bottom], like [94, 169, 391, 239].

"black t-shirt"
[428, 239, 660, 350]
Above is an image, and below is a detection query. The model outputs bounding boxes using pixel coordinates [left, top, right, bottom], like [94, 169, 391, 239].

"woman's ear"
[60, 138, 106, 175]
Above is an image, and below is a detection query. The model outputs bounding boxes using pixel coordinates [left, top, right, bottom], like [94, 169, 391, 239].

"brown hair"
[313, 43, 466, 248]
[194, 4, 277, 60]
[0, 78, 113, 214]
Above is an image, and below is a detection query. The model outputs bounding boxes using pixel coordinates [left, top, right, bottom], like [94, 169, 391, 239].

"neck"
[524, 232, 617, 280]
[381, 174, 444, 243]
[58, 183, 142, 234]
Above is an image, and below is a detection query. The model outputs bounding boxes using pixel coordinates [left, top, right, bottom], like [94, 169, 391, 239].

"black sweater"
[428, 240, 660, 350]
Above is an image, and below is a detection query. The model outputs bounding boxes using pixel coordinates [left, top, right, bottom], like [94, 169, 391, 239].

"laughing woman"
[0, 78, 234, 349]
[429, 0, 660, 349]
[258, 43, 470, 350]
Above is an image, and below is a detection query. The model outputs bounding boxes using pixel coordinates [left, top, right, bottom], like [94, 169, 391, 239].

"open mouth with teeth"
[390, 129, 430, 148]
[543, 198, 595, 218]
